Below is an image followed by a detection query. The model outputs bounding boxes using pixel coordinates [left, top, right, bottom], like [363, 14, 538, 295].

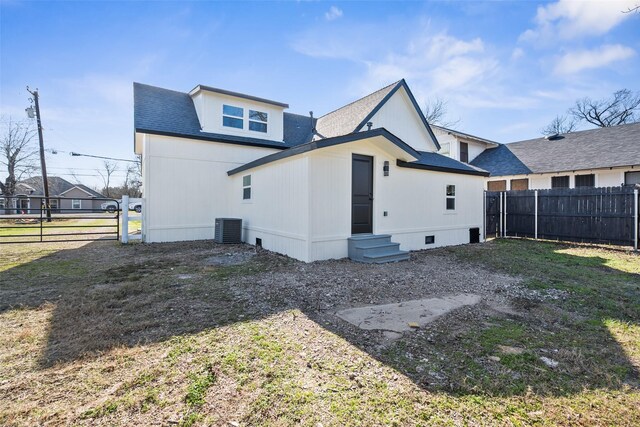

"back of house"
[134, 79, 488, 262]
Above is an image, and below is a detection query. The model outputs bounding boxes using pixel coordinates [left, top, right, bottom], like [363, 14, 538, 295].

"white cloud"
[554, 44, 635, 74]
[511, 48, 524, 60]
[520, 0, 637, 43]
[325, 6, 343, 21]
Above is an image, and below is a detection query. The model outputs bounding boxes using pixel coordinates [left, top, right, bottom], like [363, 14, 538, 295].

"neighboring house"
[433, 125, 500, 164]
[471, 123, 640, 191]
[1, 176, 106, 214]
[134, 79, 488, 262]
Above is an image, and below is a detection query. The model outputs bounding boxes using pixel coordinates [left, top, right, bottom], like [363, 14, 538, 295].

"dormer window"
[249, 110, 268, 133]
[222, 105, 243, 129]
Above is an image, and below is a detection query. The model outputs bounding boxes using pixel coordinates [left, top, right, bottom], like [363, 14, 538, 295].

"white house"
[470, 123, 640, 191]
[133, 79, 489, 263]
[434, 125, 500, 164]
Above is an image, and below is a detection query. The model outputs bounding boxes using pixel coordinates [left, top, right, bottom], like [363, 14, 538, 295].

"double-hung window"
[72, 199, 81, 209]
[242, 175, 252, 200]
[249, 110, 268, 133]
[222, 105, 244, 129]
[446, 185, 456, 210]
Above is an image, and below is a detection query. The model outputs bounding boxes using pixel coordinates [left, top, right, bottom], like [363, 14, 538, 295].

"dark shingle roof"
[398, 151, 489, 176]
[228, 128, 421, 176]
[134, 83, 307, 149]
[471, 122, 640, 176]
[14, 176, 104, 197]
[314, 81, 400, 138]
[134, 79, 440, 151]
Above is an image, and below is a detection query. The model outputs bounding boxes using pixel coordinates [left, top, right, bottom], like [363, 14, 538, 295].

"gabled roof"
[314, 79, 441, 150]
[431, 125, 499, 146]
[228, 128, 421, 176]
[398, 151, 489, 177]
[14, 176, 104, 197]
[471, 122, 640, 176]
[134, 83, 310, 149]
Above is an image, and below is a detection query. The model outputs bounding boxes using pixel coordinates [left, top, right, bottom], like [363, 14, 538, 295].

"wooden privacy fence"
[485, 186, 639, 249]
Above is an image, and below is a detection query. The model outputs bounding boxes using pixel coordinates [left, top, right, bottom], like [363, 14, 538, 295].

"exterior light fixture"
[383, 161, 389, 176]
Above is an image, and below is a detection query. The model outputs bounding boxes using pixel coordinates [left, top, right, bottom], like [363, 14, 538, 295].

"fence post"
[534, 190, 538, 240]
[483, 191, 486, 242]
[499, 192, 503, 238]
[634, 188, 638, 252]
[503, 192, 507, 237]
[121, 195, 129, 244]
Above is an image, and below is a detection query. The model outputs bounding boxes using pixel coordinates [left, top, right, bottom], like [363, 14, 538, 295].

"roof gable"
[368, 84, 441, 152]
[314, 81, 400, 139]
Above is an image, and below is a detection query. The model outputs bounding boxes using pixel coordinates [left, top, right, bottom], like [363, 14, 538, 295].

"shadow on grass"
[0, 238, 638, 399]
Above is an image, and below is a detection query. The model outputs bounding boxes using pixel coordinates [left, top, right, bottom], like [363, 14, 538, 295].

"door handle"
[369, 193, 373, 200]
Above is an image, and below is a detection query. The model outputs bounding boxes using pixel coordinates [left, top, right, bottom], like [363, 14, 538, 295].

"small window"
[249, 110, 268, 133]
[223, 104, 244, 129]
[487, 180, 506, 191]
[425, 235, 435, 244]
[242, 175, 251, 200]
[510, 178, 529, 191]
[551, 176, 570, 188]
[624, 171, 640, 186]
[42, 198, 59, 211]
[575, 174, 595, 188]
[460, 142, 469, 163]
[446, 185, 456, 210]
[72, 199, 81, 209]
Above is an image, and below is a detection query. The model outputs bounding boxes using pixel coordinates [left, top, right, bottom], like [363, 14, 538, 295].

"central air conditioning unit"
[214, 218, 242, 244]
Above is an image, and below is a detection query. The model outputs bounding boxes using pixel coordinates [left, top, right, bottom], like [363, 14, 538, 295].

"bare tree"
[97, 160, 118, 197]
[122, 156, 142, 198]
[623, 4, 639, 13]
[541, 115, 578, 136]
[423, 97, 460, 128]
[570, 89, 640, 128]
[0, 117, 38, 197]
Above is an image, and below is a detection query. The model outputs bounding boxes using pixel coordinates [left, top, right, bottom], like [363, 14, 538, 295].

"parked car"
[128, 200, 142, 213]
[100, 200, 121, 213]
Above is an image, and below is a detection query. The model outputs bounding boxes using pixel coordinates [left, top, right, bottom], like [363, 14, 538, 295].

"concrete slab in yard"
[336, 294, 481, 333]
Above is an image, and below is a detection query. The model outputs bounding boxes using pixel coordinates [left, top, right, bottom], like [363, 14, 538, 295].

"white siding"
[191, 91, 285, 142]
[467, 141, 486, 162]
[307, 139, 485, 261]
[369, 86, 439, 152]
[227, 156, 311, 262]
[141, 134, 277, 242]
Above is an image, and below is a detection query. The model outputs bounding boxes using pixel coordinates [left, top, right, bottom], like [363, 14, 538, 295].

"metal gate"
[0, 196, 120, 244]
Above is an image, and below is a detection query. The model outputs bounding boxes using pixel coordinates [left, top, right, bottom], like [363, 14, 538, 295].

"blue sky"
[1, 0, 639, 188]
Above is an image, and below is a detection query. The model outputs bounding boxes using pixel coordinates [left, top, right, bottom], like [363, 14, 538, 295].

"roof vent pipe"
[367, 122, 373, 131]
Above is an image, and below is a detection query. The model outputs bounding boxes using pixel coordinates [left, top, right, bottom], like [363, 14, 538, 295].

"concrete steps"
[348, 234, 409, 263]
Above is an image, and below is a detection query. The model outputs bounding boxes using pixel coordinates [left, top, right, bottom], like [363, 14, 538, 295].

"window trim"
[248, 109, 268, 133]
[445, 184, 456, 211]
[72, 199, 82, 209]
[242, 175, 252, 201]
[222, 104, 244, 130]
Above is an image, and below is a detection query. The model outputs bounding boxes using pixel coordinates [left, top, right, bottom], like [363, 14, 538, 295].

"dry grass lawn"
[0, 238, 638, 426]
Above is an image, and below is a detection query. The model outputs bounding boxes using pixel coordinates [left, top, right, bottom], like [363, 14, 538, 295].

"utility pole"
[26, 87, 52, 222]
